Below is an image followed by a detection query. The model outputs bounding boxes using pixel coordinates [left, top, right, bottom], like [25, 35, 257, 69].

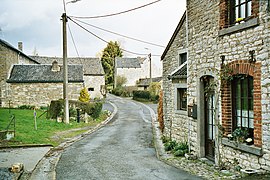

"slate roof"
[137, 77, 162, 87]
[30, 56, 104, 75]
[7, 64, 84, 83]
[168, 62, 187, 79]
[0, 39, 39, 64]
[115, 57, 141, 68]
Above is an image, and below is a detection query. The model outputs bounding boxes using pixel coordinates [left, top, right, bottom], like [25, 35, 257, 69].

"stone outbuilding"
[31, 56, 105, 99]
[7, 63, 84, 107]
[162, 0, 270, 172]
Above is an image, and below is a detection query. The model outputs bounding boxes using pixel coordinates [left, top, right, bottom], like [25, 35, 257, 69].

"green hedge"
[47, 100, 103, 120]
[133, 90, 151, 100]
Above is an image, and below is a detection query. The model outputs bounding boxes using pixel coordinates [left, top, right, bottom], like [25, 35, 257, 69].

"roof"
[115, 57, 141, 68]
[137, 77, 162, 87]
[7, 64, 84, 83]
[161, 11, 186, 60]
[30, 56, 104, 75]
[0, 39, 39, 64]
[168, 62, 187, 79]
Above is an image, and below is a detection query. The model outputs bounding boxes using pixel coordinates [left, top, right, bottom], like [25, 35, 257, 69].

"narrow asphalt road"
[56, 95, 200, 180]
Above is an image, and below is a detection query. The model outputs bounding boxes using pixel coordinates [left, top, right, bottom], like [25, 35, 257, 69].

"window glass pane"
[247, 1, 252, 17]
[237, 116, 241, 127]
[208, 125, 213, 139]
[240, 4, 246, 18]
[240, 0, 245, 3]
[242, 109, 248, 127]
[235, 7, 239, 19]
[235, 0, 239, 5]
[249, 111, 254, 128]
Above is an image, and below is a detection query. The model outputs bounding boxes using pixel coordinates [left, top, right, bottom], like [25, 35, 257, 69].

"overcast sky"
[0, 0, 186, 76]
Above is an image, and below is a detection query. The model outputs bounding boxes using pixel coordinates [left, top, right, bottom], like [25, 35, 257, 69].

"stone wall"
[84, 75, 105, 99]
[5, 82, 83, 108]
[161, 14, 196, 148]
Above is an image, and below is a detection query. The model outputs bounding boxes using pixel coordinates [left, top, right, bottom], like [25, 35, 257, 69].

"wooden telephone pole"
[62, 13, 69, 124]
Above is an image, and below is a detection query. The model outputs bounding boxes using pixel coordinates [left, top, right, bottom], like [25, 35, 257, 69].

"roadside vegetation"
[0, 103, 109, 147]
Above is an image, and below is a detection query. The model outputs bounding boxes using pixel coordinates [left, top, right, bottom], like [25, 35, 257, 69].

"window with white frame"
[230, 0, 252, 24]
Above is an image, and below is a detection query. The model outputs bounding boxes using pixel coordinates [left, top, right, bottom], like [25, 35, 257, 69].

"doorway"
[203, 76, 215, 161]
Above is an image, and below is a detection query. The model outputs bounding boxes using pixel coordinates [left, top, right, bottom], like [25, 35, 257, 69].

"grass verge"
[0, 108, 109, 147]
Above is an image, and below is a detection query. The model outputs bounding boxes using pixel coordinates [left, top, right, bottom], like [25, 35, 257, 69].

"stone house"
[7, 62, 84, 107]
[162, 0, 270, 171]
[0, 39, 105, 108]
[0, 39, 39, 107]
[115, 57, 149, 87]
[31, 56, 105, 99]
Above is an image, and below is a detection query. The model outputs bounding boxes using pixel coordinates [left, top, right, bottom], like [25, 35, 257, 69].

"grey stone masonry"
[162, 0, 270, 172]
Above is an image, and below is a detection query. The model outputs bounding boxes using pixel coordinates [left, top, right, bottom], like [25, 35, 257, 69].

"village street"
[55, 95, 200, 180]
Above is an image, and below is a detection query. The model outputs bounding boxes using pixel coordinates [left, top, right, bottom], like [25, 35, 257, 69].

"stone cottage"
[0, 39, 105, 108]
[7, 62, 84, 107]
[31, 56, 105, 99]
[162, 0, 270, 172]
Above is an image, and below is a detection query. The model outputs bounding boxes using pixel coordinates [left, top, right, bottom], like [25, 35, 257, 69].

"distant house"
[31, 56, 105, 99]
[137, 77, 162, 91]
[115, 57, 149, 87]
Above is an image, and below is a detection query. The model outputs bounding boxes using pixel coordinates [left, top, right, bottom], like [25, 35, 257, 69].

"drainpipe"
[185, 3, 191, 153]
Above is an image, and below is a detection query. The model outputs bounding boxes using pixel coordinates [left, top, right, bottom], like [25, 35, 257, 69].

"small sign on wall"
[188, 104, 197, 119]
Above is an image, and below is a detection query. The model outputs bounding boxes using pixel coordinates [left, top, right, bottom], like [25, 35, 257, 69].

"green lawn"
[0, 108, 108, 147]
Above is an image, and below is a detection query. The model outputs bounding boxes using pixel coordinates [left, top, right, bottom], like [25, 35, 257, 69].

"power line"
[68, 23, 80, 57]
[69, 0, 161, 19]
[62, 0, 67, 13]
[70, 17, 165, 48]
[69, 17, 161, 56]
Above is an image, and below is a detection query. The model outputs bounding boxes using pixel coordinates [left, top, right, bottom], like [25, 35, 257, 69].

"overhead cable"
[68, 23, 80, 57]
[69, 17, 161, 56]
[69, 0, 161, 19]
[70, 17, 165, 48]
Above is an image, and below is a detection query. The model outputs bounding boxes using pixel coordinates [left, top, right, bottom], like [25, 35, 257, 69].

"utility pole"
[62, 13, 69, 124]
[149, 53, 152, 83]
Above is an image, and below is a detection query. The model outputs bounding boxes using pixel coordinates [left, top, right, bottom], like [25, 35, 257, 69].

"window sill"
[219, 17, 259, 36]
[175, 109, 187, 115]
[222, 138, 263, 156]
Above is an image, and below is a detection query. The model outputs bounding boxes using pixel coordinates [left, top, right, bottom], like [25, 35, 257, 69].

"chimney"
[51, 61, 60, 72]
[18, 42, 23, 51]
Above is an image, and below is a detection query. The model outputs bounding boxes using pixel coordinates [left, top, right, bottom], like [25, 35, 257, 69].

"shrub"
[48, 100, 64, 119]
[112, 87, 124, 96]
[164, 140, 177, 151]
[133, 90, 151, 100]
[116, 75, 127, 87]
[18, 105, 35, 110]
[48, 100, 103, 120]
[164, 139, 189, 157]
[79, 87, 90, 102]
